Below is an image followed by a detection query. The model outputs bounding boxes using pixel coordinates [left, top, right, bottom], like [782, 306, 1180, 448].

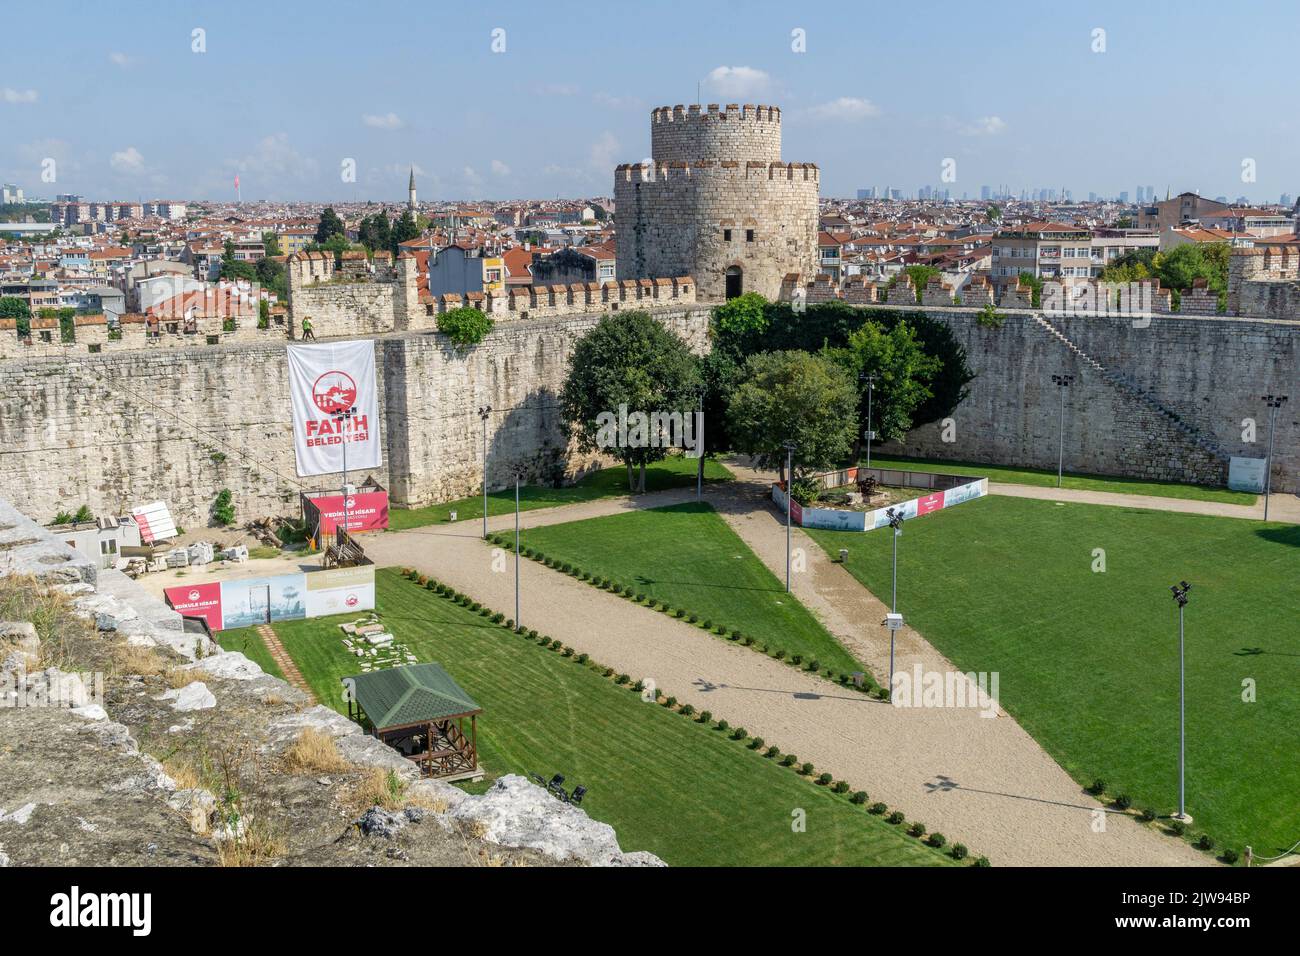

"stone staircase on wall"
[1031, 315, 1231, 465]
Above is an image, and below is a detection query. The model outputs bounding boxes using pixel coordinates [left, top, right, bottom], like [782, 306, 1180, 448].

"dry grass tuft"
[215, 817, 286, 867]
[348, 768, 413, 813]
[112, 642, 170, 677]
[162, 757, 201, 791]
[0, 573, 93, 669]
[282, 728, 351, 774]
[162, 666, 196, 688]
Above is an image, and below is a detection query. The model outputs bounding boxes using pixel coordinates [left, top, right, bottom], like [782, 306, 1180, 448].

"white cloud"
[588, 131, 620, 171]
[806, 97, 881, 122]
[108, 52, 135, 67]
[539, 83, 580, 96]
[227, 133, 318, 182]
[463, 165, 483, 186]
[2, 87, 38, 104]
[110, 146, 145, 173]
[362, 112, 404, 129]
[702, 66, 772, 99]
[592, 91, 644, 110]
[960, 115, 1006, 136]
[490, 159, 511, 177]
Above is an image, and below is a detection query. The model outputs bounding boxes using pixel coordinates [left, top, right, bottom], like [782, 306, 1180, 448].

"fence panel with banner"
[301, 487, 389, 534]
[772, 469, 990, 533]
[164, 565, 376, 631]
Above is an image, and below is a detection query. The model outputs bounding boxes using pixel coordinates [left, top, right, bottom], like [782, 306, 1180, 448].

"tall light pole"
[478, 404, 492, 539]
[782, 440, 796, 593]
[1051, 373, 1074, 488]
[1261, 394, 1288, 522]
[1170, 580, 1192, 823]
[861, 372, 877, 470]
[333, 405, 357, 541]
[884, 507, 905, 693]
[696, 389, 705, 500]
[514, 476, 521, 631]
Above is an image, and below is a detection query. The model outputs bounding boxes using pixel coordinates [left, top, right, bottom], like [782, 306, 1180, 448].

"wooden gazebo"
[344, 663, 483, 781]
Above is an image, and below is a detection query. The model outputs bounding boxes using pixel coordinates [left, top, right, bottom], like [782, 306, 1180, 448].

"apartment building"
[1087, 229, 1160, 272]
[990, 221, 1093, 293]
[1136, 192, 1232, 232]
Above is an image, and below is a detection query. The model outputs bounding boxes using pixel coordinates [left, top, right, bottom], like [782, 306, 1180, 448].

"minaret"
[407, 166, 417, 211]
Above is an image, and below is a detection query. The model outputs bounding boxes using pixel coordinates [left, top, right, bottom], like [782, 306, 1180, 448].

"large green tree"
[255, 257, 287, 299]
[390, 210, 420, 253]
[219, 238, 257, 281]
[314, 207, 346, 244]
[358, 210, 392, 254]
[560, 311, 702, 493]
[710, 300, 972, 432]
[726, 350, 857, 482]
[1101, 242, 1229, 310]
[831, 319, 943, 450]
[711, 291, 769, 342]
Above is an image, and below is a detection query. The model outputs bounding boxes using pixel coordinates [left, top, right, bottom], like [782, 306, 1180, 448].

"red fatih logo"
[345, 594, 359, 608]
[312, 370, 357, 415]
[188, 589, 201, 602]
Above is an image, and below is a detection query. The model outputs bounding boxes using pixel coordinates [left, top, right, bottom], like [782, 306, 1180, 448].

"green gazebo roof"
[344, 663, 481, 729]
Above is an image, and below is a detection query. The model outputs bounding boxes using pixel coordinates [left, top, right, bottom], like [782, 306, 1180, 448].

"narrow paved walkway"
[257, 623, 317, 703]
[366, 468, 1210, 867]
[989, 481, 1300, 523]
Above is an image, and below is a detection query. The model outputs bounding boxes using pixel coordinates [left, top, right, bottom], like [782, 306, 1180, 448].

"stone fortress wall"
[872, 307, 1299, 494]
[0, 306, 711, 528]
[795, 244, 1300, 323]
[792, 254, 1299, 493]
[615, 103, 819, 301]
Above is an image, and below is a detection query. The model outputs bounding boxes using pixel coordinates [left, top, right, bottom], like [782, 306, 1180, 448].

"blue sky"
[2, 0, 1295, 203]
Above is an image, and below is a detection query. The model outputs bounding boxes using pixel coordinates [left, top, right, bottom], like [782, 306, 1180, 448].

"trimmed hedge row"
[397, 566, 985, 866]
[483, 536, 888, 700]
[1084, 775, 1240, 865]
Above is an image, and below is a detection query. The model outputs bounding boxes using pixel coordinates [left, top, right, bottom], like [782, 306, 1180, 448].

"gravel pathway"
[989, 482, 1299, 523]
[365, 469, 1211, 867]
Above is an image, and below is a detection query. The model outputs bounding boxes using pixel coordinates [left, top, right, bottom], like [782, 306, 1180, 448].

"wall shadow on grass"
[1254, 524, 1300, 547]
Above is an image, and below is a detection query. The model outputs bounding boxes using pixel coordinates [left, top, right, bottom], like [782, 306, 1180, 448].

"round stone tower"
[614, 103, 818, 301]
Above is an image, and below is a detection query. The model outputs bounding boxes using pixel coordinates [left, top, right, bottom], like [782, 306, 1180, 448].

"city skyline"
[2, 1, 1297, 203]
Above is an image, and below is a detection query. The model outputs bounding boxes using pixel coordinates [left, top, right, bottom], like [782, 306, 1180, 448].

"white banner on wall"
[287, 340, 382, 478]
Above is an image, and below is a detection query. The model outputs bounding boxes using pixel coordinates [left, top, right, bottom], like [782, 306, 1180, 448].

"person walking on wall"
[301, 314, 316, 340]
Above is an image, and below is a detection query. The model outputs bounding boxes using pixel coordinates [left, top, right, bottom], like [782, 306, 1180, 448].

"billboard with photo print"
[217, 573, 307, 629]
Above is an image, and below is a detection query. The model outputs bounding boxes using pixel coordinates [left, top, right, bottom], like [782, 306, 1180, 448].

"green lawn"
[862, 454, 1256, 506]
[806, 495, 1300, 856]
[518, 501, 864, 676]
[387, 455, 732, 531]
[238, 569, 951, 866]
[216, 627, 286, 681]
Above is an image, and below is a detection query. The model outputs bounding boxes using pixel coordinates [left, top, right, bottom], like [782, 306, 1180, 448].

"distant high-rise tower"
[407, 166, 417, 211]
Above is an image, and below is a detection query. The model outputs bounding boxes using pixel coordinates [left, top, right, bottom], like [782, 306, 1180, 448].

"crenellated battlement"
[0, 273, 698, 361]
[650, 103, 781, 124]
[615, 161, 819, 183]
[648, 102, 784, 165]
[426, 276, 695, 320]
